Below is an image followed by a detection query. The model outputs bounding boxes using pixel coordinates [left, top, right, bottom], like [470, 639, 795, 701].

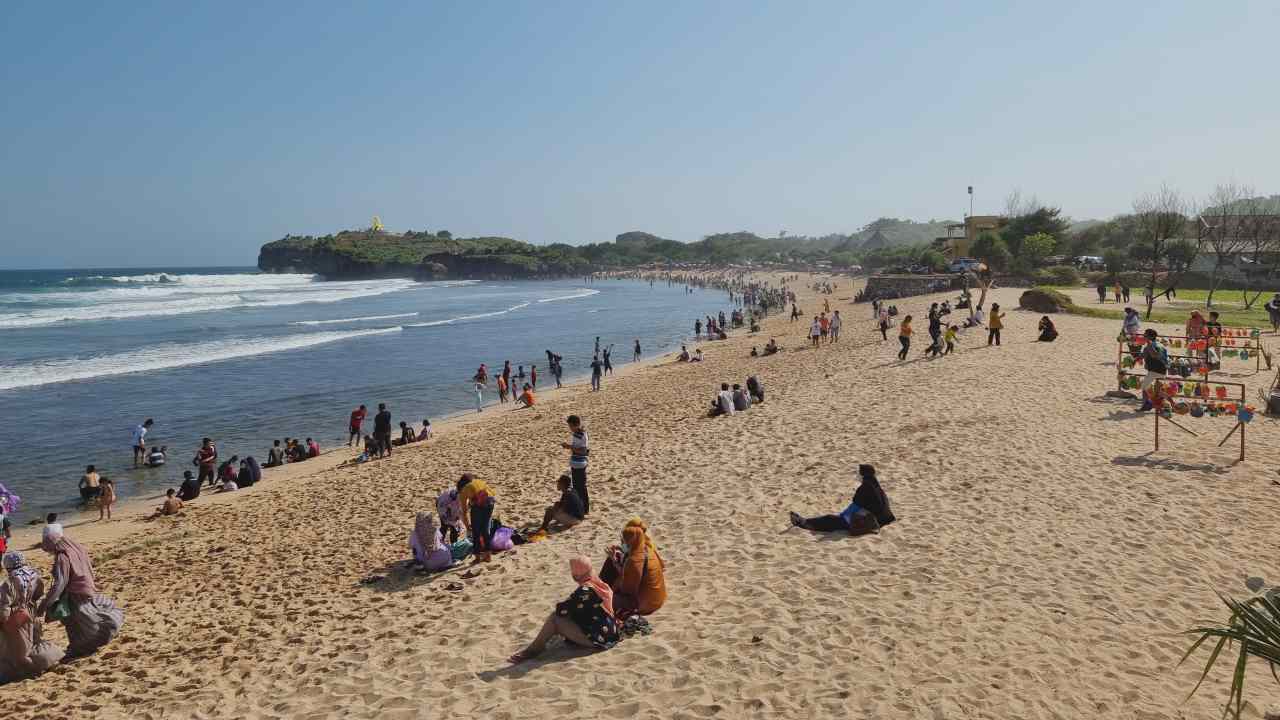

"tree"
[970, 231, 1011, 270]
[437, 230, 452, 239]
[1131, 184, 1197, 319]
[1019, 232, 1056, 267]
[919, 249, 947, 272]
[1166, 239, 1199, 273]
[1002, 207, 1070, 258]
[1236, 196, 1280, 309]
[1200, 183, 1252, 307]
[1103, 248, 1128, 276]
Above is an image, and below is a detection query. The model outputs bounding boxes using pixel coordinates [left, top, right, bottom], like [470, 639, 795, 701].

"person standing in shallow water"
[633, 338, 641, 362]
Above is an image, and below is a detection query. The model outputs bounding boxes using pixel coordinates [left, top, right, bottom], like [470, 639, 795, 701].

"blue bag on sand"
[450, 538, 473, 561]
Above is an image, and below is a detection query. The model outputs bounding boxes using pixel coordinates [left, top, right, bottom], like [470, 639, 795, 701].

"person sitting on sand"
[599, 518, 666, 620]
[0, 550, 64, 682]
[217, 456, 240, 486]
[36, 524, 125, 659]
[677, 345, 691, 362]
[176, 470, 201, 501]
[436, 487, 463, 545]
[708, 383, 735, 417]
[306, 438, 320, 458]
[790, 464, 895, 535]
[458, 473, 496, 564]
[691, 348, 704, 362]
[238, 456, 261, 488]
[964, 305, 985, 329]
[750, 346, 759, 357]
[508, 556, 619, 664]
[396, 421, 415, 446]
[79, 465, 101, 504]
[418, 419, 433, 442]
[159, 489, 184, 516]
[763, 338, 780, 356]
[409, 512, 453, 572]
[540, 474, 585, 532]
[266, 440, 285, 468]
[219, 474, 238, 493]
[1037, 316, 1059, 342]
[146, 446, 166, 467]
[515, 383, 536, 408]
[732, 383, 751, 411]
[747, 375, 765, 404]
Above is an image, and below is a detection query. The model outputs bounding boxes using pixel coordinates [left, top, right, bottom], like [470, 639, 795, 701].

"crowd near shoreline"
[1, 270, 1278, 719]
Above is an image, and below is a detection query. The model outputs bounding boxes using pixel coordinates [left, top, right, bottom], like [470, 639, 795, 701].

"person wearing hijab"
[789, 464, 896, 535]
[35, 525, 124, 658]
[600, 518, 667, 619]
[508, 556, 618, 663]
[0, 551, 64, 682]
[238, 456, 262, 488]
[408, 512, 453, 571]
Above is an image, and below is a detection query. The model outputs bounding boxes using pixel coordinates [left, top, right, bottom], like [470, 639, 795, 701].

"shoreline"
[6, 271, 1279, 719]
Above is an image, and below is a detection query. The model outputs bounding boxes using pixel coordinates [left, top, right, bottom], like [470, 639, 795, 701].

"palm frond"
[1182, 592, 1280, 720]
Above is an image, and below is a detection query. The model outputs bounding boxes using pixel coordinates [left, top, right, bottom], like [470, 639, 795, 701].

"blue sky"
[2, 1, 1278, 268]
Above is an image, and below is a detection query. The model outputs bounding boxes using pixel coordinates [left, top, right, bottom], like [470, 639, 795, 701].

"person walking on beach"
[373, 403, 393, 458]
[633, 338, 641, 362]
[474, 379, 484, 413]
[987, 304, 1005, 346]
[926, 303, 942, 353]
[830, 310, 842, 343]
[132, 418, 154, 465]
[590, 355, 604, 392]
[496, 374, 509, 403]
[348, 405, 367, 447]
[502, 361, 512, 398]
[602, 345, 614, 375]
[809, 316, 821, 348]
[791, 303, 800, 322]
[97, 478, 115, 521]
[564, 415, 590, 515]
[194, 438, 218, 487]
[878, 306, 890, 341]
[898, 315, 913, 360]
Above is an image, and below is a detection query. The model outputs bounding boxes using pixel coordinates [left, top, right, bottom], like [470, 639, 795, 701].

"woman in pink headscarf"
[35, 525, 124, 658]
[509, 556, 618, 663]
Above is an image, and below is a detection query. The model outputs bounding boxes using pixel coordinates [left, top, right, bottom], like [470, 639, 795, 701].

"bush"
[1084, 270, 1109, 285]
[1040, 265, 1081, 286]
[1019, 287, 1074, 313]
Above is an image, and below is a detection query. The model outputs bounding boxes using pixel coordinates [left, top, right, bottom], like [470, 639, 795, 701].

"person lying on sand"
[599, 518, 666, 620]
[409, 512, 453, 572]
[789, 464, 896, 536]
[509, 556, 619, 664]
[539, 475, 584, 532]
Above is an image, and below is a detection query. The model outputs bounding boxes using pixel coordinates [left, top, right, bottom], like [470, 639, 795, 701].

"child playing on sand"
[943, 325, 959, 355]
[98, 478, 116, 520]
[898, 316, 913, 360]
[988, 304, 1005, 346]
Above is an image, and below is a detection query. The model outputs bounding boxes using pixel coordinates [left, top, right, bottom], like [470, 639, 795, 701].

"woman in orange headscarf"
[601, 518, 666, 619]
[509, 556, 618, 664]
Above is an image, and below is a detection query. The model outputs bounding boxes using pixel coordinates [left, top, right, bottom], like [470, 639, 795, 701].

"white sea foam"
[0, 326, 403, 391]
[292, 312, 419, 326]
[536, 288, 601, 303]
[0, 276, 419, 328]
[406, 302, 530, 328]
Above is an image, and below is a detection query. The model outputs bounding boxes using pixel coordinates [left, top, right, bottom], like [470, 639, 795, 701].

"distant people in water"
[131, 418, 154, 466]
[146, 445, 167, 467]
[97, 478, 115, 521]
[78, 465, 101, 503]
[789, 464, 895, 536]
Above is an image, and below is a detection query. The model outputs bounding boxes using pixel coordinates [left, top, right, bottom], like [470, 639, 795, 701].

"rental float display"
[1117, 371, 1253, 461]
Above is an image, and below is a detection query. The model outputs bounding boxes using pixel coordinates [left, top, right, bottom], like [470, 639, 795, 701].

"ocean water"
[0, 268, 730, 522]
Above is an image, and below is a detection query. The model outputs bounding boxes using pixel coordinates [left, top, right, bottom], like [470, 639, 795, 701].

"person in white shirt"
[710, 383, 735, 417]
[830, 310, 843, 343]
[809, 317, 822, 348]
[132, 418, 154, 465]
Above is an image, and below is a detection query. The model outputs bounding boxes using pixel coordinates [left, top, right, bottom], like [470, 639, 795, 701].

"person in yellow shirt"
[457, 473, 497, 563]
[897, 315, 913, 360]
[943, 325, 959, 355]
[988, 303, 1006, 346]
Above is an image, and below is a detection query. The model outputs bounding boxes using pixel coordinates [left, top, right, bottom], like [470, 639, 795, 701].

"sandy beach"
[4, 273, 1279, 719]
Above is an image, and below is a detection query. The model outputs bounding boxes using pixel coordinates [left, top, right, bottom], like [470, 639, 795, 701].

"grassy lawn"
[1044, 285, 1275, 328]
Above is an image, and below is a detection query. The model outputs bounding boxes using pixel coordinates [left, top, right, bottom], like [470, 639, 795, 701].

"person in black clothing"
[602, 346, 614, 375]
[177, 470, 202, 501]
[925, 303, 942, 356]
[789, 464, 895, 535]
[373, 403, 393, 458]
[540, 474, 585, 531]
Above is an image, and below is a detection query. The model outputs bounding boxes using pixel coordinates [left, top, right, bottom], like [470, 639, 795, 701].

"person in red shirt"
[194, 438, 218, 487]
[307, 437, 320, 458]
[348, 405, 367, 446]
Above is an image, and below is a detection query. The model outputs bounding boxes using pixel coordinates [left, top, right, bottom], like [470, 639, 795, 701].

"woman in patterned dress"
[508, 556, 618, 663]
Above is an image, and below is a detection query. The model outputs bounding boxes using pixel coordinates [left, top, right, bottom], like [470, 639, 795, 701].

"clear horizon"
[3, 1, 1278, 269]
